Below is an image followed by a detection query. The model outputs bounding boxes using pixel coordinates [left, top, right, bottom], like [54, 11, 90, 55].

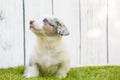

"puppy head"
[43, 18, 70, 36]
[29, 17, 70, 36]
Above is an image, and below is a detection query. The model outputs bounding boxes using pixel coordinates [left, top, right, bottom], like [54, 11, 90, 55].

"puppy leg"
[56, 61, 70, 78]
[24, 64, 39, 78]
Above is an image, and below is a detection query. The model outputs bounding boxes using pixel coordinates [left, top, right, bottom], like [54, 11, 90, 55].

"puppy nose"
[30, 20, 35, 24]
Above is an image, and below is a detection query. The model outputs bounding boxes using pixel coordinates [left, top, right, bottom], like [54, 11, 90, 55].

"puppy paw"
[24, 65, 39, 78]
[24, 72, 38, 78]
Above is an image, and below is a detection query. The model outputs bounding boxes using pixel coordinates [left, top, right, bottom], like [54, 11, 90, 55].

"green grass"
[0, 66, 120, 80]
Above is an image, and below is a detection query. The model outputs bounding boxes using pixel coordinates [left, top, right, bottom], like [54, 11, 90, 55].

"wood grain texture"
[53, 0, 80, 67]
[80, 0, 108, 66]
[108, 0, 120, 64]
[0, 0, 24, 68]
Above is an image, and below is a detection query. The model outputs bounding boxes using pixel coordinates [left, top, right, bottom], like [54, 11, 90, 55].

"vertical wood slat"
[108, 0, 120, 64]
[24, 0, 52, 65]
[81, 0, 108, 66]
[0, 0, 24, 68]
[53, 0, 80, 67]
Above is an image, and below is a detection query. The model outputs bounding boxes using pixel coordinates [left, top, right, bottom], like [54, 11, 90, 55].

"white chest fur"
[37, 52, 61, 67]
[33, 38, 66, 68]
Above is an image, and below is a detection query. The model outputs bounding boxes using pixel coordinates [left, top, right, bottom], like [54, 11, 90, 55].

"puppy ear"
[56, 21, 70, 36]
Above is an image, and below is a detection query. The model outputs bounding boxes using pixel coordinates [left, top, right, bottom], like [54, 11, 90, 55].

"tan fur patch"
[43, 24, 57, 36]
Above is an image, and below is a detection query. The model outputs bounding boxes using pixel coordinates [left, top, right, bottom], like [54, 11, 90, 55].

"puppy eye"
[48, 23, 53, 26]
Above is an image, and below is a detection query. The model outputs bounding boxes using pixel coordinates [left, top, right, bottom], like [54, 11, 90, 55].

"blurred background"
[0, 0, 120, 68]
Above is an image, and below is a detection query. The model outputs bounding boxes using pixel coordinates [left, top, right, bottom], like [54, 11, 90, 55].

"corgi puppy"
[24, 17, 70, 78]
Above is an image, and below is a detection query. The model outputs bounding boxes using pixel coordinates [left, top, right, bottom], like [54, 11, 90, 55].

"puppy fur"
[24, 17, 70, 78]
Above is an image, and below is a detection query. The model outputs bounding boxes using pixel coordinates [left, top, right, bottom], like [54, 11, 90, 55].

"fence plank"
[53, 0, 80, 67]
[108, 0, 120, 64]
[24, 0, 52, 65]
[81, 0, 108, 65]
[0, 0, 24, 67]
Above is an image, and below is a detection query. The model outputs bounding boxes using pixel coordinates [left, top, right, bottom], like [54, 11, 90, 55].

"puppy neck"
[37, 35, 62, 44]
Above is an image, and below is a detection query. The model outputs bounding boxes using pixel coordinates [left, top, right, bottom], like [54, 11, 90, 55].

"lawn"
[0, 66, 120, 80]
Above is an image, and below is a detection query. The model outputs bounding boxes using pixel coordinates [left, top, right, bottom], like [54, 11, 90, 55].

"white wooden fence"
[0, 0, 120, 68]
